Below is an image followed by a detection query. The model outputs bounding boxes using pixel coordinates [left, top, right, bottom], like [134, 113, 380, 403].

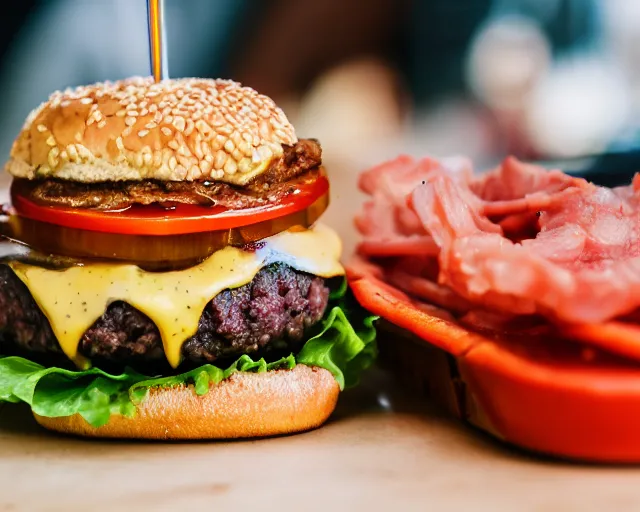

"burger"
[0, 77, 377, 439]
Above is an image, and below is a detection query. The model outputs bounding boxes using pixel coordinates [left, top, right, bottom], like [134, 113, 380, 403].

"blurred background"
[2, 0, 640, 191]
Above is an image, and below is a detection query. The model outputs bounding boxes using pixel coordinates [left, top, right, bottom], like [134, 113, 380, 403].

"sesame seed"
[80, 97, 93, 105]
[214, 149, 227, 168]
[46, 135, 56, 147]
[48, 147, 59, 167]
[231, 148, 243, 162]
[195, 119, 211, 135]
[223, 140, 235, 153]
[184, 119, 195, 136]
[138, 129, 149, 137]
[115, 137, 125, 151]
[274, 128, 289, 141]
[187, 165, 200, 179]
[125, 117, 136, 126]
[77, 145, 92, 159]
[177, 154, 191, 168]
[175, 164, 187, 177]
[194, 141, 204, 160]
[67, 144, 79, 161]
[241, 157, 256, 173]
[161, 127, 172, 136]
[258, 119, 271, 139]
[173, 117, 186, 132]
[116, 110, 126, 117]
[258, 145, 273, 160]
[199, 159, 212, 174]
[37, 124, 48, 133]
[97, 120, 107, 129]
[145, 121, 157, 129]
[211, 114, 225, 127]
[168, 140, 179, 150]
[218, 124, 233, 135]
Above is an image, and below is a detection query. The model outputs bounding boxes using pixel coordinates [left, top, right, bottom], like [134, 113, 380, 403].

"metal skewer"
[147, 0, 169, 82]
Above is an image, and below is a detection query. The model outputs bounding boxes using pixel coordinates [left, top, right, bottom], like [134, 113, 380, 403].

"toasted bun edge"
[34, 365, 339, 439]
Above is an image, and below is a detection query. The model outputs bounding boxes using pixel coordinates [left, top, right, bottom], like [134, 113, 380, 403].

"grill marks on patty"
[0, 264, 330, 370]
[23, 139, 323, 210]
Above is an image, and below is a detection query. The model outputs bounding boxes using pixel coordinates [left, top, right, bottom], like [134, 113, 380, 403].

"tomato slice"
[10, 174, 329, 235]
[4, 192, 328, 270]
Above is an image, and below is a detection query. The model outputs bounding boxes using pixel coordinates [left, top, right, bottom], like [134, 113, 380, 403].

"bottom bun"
[34, 365, 340, 440]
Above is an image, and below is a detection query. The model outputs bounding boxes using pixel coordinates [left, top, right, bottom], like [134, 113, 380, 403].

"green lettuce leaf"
[0, 286, 377, 428]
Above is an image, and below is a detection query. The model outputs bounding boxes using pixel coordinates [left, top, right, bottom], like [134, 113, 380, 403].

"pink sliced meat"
[469, 156, 583, 202]
[410, 160, 640, 324]
[355, 152, 640, 325]
[481, 188, 583, 218]
[354, 151, 640, 360]
[354, 155, 475, 243]
[385, 267, 473, 313]
[356, 236, 439, 258]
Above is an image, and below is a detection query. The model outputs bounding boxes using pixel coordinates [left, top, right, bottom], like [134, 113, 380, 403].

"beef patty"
[19, 139, 322, 210]
[0, 263, 330, 371]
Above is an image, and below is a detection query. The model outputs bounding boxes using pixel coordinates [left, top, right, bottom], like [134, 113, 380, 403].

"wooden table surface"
[2, 162, 640, 512]
[3, 369, 640, 512]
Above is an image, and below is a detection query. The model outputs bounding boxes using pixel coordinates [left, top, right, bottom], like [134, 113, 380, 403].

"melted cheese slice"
[9, 223, 344, 369]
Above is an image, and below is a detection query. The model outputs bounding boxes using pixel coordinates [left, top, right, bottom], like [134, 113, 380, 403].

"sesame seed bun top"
[5, 77, 298, 185]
